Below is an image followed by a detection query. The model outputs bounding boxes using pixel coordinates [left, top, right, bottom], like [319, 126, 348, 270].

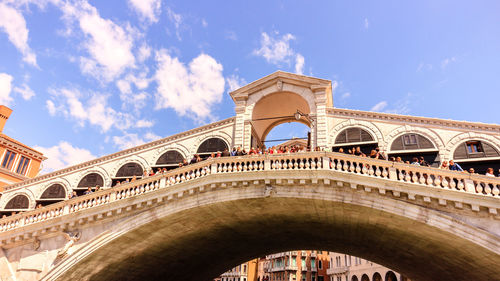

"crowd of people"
[2, 144, 498, 218]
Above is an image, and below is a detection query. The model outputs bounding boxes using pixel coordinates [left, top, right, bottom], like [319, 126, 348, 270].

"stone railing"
[0, 152, 499, 234]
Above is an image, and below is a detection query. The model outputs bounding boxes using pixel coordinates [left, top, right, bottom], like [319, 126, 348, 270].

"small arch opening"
[453, 140, 500, 174]
[388, 133, 439, 166]
[384, 271, 398, 281]
[155, 150, 185, 170]
[5, 194, 29, 210]
[112, 163, 143, 186]
[197, 138, 229, 159]
[333, 127, 378, 155]
[37, 183, 67, 206]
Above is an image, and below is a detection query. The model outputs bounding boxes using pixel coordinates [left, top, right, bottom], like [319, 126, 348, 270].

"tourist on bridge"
[448, 160, 463, 171]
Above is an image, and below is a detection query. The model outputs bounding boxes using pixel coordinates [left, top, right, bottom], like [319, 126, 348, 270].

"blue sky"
[0, 0, 499, 173]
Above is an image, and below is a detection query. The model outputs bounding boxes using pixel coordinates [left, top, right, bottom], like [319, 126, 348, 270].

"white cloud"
[137, 43, 152, 62]
[364, 18, 370, 29]
[371, 101, 388, 112]
[46, 88, 145, 132]
[254, 32, 296, 65]
[226, 74, 247, 92]
[59, 1, 136, 82]
[332, 80, 339, 92]
[417, 62, 433, 72]
[253, 31, 306, 73]
[116, 72, 150, 111]
[341, 92, 351, 100]
[441, 57, 456, 69]
[0, 73, 13, 105]
[13, 83, 35, 100]
[112, 132, 161, 150]
[128, 0, 161, 23]
[201, 19, 207, 28]
[166, 7, 183, 41]
[0, 2, 37, 66]
[34, 141, 96, 173]
[295, 54, 305, 75]
[136, 119, 154, 128]
[154, 50, 225, 121]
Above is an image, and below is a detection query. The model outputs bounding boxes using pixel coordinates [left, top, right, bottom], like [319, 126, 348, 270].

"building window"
[466, 141, 483, 153]
[403, 134, 418, 146]
[1, 150, 16, 170]
[318, 260, 322, 269]
[16, 156, 30, 175]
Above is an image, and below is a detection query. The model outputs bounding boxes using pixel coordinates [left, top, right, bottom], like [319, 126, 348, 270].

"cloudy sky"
[0, 0, 499, 173]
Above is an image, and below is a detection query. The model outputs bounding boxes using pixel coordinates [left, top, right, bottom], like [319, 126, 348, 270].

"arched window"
[372, 273, 382, 281]
[40, 184, 66, 199]
[5, 194, 29, 209]
[453, 140, 500, 174]
[115, 163, 143, 178]
[335, 128, 374, 144]
[389, 133, 439, 167]
[333, 127, 378, 155]
[385, 271, 398, 281]
[78, 173, 104, 188]
[390, 133, 435, 151]
[197, 138, 228, 157]
[351, 276, 359, 281]
[361, 274, 370, 281]
[155, 150, 185, 170]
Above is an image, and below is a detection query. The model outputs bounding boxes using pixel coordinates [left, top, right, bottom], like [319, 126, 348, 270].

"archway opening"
[388, 133, 439, 166]
[37, 183, 66, 206]
[112, 163, 143, 186]
[372, 272, 382, 281]
[352, 276, 359, 281]
[57, 194, 500, 281]
[264, 122, 311, 151]
[251, 92, 311, 148]
[332, 127, 378, 155]
[361, 274, 370, 281]
[154, 150, 185, 171]
[4, 194, 29, 212]
[197, 138, 229, 159]
[77, 173, 105, 196]
[453, 140, 500, 174]
[384, 271, 397, 281]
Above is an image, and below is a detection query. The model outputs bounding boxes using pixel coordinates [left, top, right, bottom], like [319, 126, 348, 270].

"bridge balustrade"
[0, 152, 499, 234]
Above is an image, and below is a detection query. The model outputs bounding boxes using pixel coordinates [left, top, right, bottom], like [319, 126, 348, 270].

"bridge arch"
[352, 276, 359, 281]
[150, 144, 189, 168]
[373, 272, 382, 281]
[446, 132, 500, 160]
[44, 175, 500, 281]
[361, 274, 370, 281]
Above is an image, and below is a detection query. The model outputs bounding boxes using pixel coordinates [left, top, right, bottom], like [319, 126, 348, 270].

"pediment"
[229, 71, 333, 106]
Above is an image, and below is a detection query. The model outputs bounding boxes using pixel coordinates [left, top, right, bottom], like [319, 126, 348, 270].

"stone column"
[311, 85, 330, 149]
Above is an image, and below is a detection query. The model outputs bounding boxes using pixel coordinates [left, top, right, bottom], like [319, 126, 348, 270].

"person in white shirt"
[485, 168, 495, 177]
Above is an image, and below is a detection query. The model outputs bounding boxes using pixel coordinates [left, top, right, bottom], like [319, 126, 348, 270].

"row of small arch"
[2, 137, 230, 210]
[334, 127, 500, 159]
[351, 271, 399, 281]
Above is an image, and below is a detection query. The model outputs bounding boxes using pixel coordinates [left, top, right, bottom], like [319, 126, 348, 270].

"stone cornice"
[0, 135, 45, 161]
[328, 108, 500, 133]
[229, 71, 331, 102]
[0, 167, 29, 182]
[3, 117, 236, 192]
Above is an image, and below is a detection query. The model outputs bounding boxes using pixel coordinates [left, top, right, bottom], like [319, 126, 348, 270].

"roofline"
[0, 135, 45, 160]
[329, 107, 500, 132]
[3, 117, 236, 191]
[229, 70, 331, 101]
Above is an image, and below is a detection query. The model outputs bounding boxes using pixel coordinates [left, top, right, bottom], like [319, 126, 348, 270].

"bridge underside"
[54, 191, 500, 281]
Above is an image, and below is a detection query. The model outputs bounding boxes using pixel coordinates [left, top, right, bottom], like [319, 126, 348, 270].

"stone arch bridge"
[0, 152, 498, 281]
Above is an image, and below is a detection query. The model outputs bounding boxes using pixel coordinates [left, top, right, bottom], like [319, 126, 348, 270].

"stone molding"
[149, 145, 190, 167]
[1, 189, 36, 210]
[35, 178, 72, 200]
[189, 131, 233, 156]
[108, 155, 149, 179]
[328, 108, 500, 133]
[0, 135, 45, 161]
[70, 167, 111, 190]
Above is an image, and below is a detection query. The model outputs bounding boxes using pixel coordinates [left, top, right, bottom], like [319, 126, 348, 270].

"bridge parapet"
[0, 152, 499, 237]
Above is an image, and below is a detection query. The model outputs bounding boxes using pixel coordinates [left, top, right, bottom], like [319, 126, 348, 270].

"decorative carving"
[277, 79, 283, 91]
[264, 185, 276, 197]
[32, 237, 40, 251]
[57, 230, 81, 259]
